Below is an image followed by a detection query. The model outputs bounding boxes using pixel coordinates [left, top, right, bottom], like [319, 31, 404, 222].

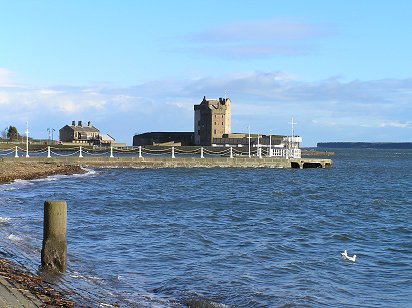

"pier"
[0, 145, 332, 168]
[1, 156, 332, 169]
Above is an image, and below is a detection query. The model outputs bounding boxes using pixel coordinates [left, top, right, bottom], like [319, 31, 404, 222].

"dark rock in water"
[184, 298, 233, 308]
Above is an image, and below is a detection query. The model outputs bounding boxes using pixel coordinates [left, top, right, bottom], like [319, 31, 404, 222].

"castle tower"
[194, 96, 232, 145]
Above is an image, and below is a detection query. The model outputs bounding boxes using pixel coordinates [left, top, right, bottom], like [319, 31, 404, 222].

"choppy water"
[0, 149, 411, 307]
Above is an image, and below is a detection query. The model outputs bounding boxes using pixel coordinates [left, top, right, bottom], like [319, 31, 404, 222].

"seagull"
[341, 250, 357, 262]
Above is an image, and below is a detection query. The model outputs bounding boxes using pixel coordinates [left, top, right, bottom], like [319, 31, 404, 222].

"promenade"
[1, 156, 333, 169]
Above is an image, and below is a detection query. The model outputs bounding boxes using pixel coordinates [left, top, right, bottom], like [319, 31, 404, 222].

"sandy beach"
[0, 161, 83, 306]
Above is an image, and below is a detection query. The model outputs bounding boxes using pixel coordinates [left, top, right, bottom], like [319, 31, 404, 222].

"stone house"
[59, 121, 100, 144]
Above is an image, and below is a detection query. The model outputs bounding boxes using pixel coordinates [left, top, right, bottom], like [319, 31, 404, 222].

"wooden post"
[41, 200, 67, 272]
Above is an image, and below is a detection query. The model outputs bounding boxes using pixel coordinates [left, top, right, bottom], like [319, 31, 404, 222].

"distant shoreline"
[317, 142, 412, 149]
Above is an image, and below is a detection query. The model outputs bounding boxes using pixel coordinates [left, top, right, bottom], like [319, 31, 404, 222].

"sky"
[0, 0, 411, 146]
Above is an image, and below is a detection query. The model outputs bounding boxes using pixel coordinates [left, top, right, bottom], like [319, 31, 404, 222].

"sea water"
[0, 149, 411, 307]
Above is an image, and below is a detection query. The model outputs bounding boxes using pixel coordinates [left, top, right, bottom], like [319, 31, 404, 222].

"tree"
[7, 126, 18, 141]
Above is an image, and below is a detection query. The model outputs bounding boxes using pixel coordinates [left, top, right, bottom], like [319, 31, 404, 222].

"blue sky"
[0, 0, 411, 146]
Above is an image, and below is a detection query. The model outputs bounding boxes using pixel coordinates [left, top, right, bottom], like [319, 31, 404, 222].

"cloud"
[379, 121, 411, 128]
[185, 20, 330, 42]
[0, 69, 411, 144]
[175, 19, 333, 59]
[0, 68, 17, 86]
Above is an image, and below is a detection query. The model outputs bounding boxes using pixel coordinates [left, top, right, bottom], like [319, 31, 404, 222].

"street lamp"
[248, 125, 251, 158]
[47, 128, 51, 144]
[269, 129, 272, 157]
[25, 121, 29, 157]
[52, 129, 55, 144]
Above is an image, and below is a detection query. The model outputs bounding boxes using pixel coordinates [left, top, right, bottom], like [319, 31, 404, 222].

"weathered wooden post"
[41, 200, 67, 272]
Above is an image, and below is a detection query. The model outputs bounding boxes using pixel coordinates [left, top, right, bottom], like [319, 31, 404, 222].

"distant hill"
[317, 142, 412, 149]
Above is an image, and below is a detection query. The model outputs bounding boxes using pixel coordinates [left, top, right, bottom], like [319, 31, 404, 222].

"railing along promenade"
[0, 145, 332, 169]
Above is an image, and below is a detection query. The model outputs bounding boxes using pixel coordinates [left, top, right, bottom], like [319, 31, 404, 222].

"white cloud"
[379, 121, 411, 128]
[59, 101, 80, 113]
[176, 19, 334, 59]
[0, 70, 411, 144]
[0, 68, 16, 86]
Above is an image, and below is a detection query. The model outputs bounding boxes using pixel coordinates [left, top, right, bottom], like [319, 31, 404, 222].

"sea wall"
[1, 156, 332, 169]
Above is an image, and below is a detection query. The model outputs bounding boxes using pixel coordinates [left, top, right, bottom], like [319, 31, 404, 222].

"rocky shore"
[0, 161, 84, 184]
[0, 259, 75, 307]
[0, 161, 84, 306]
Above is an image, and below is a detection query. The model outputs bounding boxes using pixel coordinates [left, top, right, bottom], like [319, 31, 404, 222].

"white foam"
[79, 167, 98, 176]
[0, 167, 98, 189]
[7, 233, 22, 242]
[0, 217, 11, 224]
[70, 271, 103, 285]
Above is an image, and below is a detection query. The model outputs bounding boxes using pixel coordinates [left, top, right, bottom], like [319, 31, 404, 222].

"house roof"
[61, 125, 100, 133]
[100, 134, 115, 141]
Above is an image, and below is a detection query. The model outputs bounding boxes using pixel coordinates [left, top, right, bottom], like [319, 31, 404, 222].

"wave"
[70, 271, 104, 285]
[79, 166, 98, 176]
[7, 233, 22, 242]
[0, 217, 11, 224]
[0, 167, 98, 190]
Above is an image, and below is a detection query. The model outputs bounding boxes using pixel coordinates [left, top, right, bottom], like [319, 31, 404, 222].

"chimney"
[78, 121, 83, 127]
[88, 121, 91, 127]
[72, 120, 75, 126]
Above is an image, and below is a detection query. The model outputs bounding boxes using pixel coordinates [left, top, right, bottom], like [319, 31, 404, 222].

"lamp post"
[52, 128, 55, 144]
[47, 128, 51, 144]
[269, 129, 272, 157]
[248, 125, 251, 158]
[25, 121, 29, 157]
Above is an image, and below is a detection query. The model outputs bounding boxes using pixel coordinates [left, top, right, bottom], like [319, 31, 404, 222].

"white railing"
[1, 145, 301, 159]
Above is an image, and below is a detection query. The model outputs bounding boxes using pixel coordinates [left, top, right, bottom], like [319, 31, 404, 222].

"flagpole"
[25, 121, 29, 157]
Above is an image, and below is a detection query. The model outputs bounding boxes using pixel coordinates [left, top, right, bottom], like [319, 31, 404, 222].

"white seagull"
[341, 250, 357, 262]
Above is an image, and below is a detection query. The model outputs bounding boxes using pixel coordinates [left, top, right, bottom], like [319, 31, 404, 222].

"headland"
[317, 142, 412, 149]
